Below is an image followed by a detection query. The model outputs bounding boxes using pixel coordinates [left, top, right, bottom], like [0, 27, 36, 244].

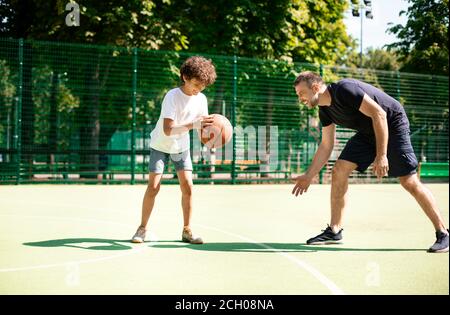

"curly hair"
[180, 56, 217, 86]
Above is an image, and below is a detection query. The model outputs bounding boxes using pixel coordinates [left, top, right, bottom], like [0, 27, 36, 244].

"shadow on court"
[23, 239, 425, 253]
[149, 241, 425, 253]
[23, 238, 133, 251]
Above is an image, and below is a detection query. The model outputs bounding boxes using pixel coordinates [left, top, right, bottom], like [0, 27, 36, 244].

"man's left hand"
[373, 154, 389, 179]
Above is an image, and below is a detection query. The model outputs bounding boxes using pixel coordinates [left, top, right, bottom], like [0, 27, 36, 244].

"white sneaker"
[131, 226, 147, 243]
[182, 227, 203, 244]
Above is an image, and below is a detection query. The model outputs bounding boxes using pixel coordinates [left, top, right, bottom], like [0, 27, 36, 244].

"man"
[292, 71, 448, 253]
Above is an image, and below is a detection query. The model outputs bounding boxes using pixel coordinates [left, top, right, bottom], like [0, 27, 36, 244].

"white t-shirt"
[150, 87, 208, 153]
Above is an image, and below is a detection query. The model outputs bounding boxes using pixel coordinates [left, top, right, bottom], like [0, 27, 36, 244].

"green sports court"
[1, 183, 448, 295]
[1, 0, 449, 298]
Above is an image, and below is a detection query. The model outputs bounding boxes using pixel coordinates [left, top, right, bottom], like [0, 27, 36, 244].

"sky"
[343, 0, 410, 51]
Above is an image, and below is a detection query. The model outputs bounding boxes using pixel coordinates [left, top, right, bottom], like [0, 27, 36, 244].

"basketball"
[200, 114, 233, 149]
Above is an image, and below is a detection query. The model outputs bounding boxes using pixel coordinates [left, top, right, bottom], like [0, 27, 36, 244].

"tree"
[386, 0, 449, 75]
[0, 0, 188, 50]
[0, 0, 183, 177]
[0, 0, 355, 178]
[151, 0, 354, 64]
[343, 47, 401, 71]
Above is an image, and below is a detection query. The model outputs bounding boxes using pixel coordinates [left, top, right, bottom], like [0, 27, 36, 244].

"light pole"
[351, 0, 374, 67]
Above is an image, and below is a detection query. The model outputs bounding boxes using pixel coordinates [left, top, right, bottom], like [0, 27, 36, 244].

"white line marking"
[0, 198, 127, 216]
[196, 223, 345, 295]
[0, 213, 344, 294]
[0, 214, 156, 272]
[0, 247, 147, 273]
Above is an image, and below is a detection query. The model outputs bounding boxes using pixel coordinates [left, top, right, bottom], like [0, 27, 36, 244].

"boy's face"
[182, 76, 206, 96]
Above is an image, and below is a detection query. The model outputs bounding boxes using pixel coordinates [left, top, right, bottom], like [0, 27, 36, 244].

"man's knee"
[400, 175, 421, 194]
[332, 160, 355, 181]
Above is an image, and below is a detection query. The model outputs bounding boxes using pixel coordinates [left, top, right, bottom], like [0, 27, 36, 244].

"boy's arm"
[163, 117, 214, 136]
[292, 123, 335, 196]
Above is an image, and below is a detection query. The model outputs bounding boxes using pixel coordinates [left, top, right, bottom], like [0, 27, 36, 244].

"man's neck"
[318, 85, 331, 106]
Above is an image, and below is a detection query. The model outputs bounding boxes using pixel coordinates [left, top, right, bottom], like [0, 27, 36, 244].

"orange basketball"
[199, 114, 233, 149]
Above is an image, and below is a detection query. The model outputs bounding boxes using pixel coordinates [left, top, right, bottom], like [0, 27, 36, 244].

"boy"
[132, 56, 217, 244]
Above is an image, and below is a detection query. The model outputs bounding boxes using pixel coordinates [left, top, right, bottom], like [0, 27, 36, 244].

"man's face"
[182, 76, 206, 96]
[295, 81, 320, 109]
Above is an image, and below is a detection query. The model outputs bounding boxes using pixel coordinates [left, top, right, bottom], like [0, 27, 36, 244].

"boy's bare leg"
[177, 170, 194, 228]
[140, 172, 163, 228]
[177, 170, 203, 244]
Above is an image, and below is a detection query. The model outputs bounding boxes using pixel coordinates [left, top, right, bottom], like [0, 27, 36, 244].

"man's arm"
[292, 123, 335, 196]
[305, 123, 336, 178]
[358, 94, 389, 178]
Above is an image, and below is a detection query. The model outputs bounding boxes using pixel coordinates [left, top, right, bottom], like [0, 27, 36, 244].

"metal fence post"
[231, 55, 237, 184]
[131, 47, 137, 184]
[16, 38, 24, 185]
[306, 111, 309, 167]
[319, 63, 324, 183]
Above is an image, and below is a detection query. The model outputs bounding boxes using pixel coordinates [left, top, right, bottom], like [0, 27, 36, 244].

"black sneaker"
[427, 229, 449, 253]
[306, 225, 343, 245]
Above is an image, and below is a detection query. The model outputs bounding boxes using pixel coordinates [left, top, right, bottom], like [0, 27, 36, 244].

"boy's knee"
[180, 182, 193, 196]
[146, 184, 160, 197]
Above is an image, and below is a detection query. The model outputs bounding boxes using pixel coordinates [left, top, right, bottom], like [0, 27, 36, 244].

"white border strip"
[196, 224, 345, 295]
[0, 214, 155, 272]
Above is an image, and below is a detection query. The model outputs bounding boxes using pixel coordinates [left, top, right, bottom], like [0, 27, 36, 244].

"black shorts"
[339, 132, 418, 177]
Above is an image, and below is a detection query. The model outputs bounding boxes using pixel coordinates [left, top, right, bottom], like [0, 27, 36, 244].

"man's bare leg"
[330, 159, 358, 233]
[399, 174, 448, 232]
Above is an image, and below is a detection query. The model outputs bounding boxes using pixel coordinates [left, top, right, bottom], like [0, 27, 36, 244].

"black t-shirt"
[319, 79, 410, 135]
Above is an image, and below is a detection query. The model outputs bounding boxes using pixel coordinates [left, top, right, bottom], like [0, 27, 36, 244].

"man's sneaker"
[182, 227, 203, 244]
[131, 226, 147, 243]
[306, 225, 343, 245]
[428, 229, 449, 253]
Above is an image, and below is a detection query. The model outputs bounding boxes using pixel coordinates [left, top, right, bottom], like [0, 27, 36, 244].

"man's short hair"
[180, 56, 217, 86]
[293, 71, 324, 88]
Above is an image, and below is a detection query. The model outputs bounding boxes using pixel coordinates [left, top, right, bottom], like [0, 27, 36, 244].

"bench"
[418, 162, 449, 179]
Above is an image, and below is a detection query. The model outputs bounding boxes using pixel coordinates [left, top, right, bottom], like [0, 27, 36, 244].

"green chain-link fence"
[0, 38, 448, 184]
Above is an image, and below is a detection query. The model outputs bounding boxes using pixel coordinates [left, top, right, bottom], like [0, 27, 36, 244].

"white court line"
[0, 209, 344, 294]
[196, 223, 345, 295]
[0, 247, 148, 273]
[0, 214, 156, 273]
[0, 198, 127, 216]
[0, 214, 138, 229]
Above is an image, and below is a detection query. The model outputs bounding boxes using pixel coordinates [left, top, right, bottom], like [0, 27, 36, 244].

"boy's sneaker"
[131, 226, 147, 243]
[428, 229, 449, 253]
[182, 227, 203, 244]
[306, 225, 343, 245]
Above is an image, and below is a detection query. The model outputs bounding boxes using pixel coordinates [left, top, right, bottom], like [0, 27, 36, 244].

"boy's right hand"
[193, 115, 214, 130]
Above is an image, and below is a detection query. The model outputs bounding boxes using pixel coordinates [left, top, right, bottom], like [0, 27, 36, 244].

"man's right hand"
[292, 174, 313, 197]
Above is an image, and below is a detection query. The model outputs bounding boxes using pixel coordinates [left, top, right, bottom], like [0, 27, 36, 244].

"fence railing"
[0, 38, 448, 184]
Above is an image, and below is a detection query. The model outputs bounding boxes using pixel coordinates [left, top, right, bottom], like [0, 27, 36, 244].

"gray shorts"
[148, 147, 193, 173]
